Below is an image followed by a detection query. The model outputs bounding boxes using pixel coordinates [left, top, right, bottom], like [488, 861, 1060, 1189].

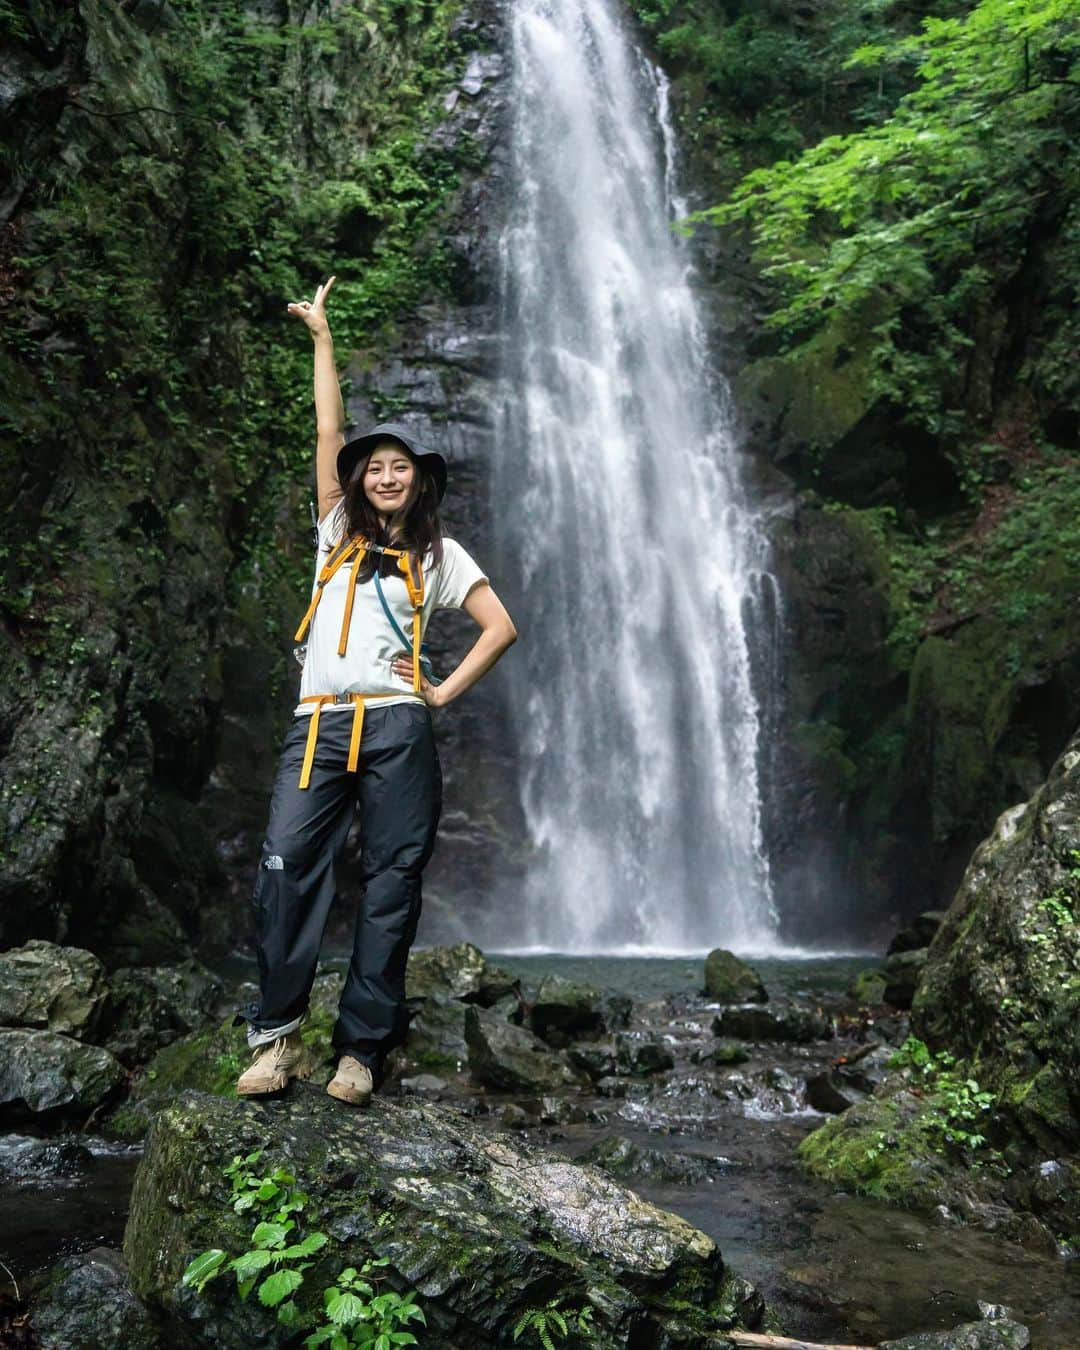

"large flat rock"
[123, 1086, 764, 1348]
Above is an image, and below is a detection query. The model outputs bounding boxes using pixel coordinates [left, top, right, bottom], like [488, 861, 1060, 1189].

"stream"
[3, 953, 1076, 1346]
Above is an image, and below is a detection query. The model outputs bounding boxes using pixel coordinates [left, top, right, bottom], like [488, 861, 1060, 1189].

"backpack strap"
[293, 534, 421, 681]
[396, 552, 425, 691]
[293, 535, 366, 644]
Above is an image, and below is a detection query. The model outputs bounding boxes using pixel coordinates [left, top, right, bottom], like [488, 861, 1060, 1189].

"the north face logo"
[263, 855, 284, 871]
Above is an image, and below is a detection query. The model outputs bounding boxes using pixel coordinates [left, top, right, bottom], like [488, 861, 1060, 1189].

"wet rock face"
[578, 1134, 739, 1187]
[913, 729, 1080, 1150]
[100, 959, 226, 1066]
[31, 1247, 159, 1350]
[123, 1087, 766, 1348]
[883, 947, 929, 1010]
[0, 1029, 124, 1117]
[878, 1317, 1031, 1349]
[711, 1001, 834, 1044]
[702, 948, 768, 1003]
[405, 941, 515, 1006]
[799, 731, 1080, 1245]
[0, 940, 108, 1038]
[464, 1003, 584, 1092]
[0, 0, 518, 960]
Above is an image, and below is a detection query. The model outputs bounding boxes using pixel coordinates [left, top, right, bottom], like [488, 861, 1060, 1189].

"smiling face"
[362, 440, 418, 524]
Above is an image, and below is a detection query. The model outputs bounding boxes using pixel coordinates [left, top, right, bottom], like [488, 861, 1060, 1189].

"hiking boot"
[326, 1054, 374, 1107]
[236, 1031, 313, 1096]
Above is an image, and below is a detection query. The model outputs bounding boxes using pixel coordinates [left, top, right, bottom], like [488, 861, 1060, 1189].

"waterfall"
[491, 0, 780, 955]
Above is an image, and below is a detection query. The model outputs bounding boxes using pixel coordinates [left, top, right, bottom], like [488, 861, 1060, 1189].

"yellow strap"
[299, 699, 323, 790]
[294, 536, 364, 643]
[297, 692, 406, 789]
[338, 545, 368, 656]
[295, 536, 413, 646]
[411, 610, 421, 691]
[396, 553, 426, 691]
[347, 699, 365, 772]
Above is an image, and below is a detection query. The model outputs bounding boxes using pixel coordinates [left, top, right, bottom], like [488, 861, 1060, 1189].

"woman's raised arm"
[287, 275, 346, 522]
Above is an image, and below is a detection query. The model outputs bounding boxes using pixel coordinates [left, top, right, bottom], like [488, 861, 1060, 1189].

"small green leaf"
[280, 1231, 329, 1259]
[181, 1249, 226, 1290]
[328, 1290, 369, 1325]
[229, 1249, 274, 1281]
[252, 1220, 290, 1249]
[258, 1267, 304, 1308]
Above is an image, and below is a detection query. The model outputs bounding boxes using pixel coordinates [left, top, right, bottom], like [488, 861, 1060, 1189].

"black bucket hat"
[336, 421, 448, 502]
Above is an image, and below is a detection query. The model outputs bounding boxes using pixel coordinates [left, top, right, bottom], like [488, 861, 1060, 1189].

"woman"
[235, 275, 517, 1107]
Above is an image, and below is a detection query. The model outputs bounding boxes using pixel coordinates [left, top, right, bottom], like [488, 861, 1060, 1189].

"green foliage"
[887, 1035, 1005, 1165]
[631, 0, 927, 178]
[2, 0, 468, 664]
[304, 1262, 424, 1348]
[1022, 848, 1080, 947]
[512, 1295, 595, 1349]
[686, 0, 1080, 434]
[182, 1149, 425, 1346]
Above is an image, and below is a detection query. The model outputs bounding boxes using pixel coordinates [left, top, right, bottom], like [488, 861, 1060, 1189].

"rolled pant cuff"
[246, 1011, 306, 1049]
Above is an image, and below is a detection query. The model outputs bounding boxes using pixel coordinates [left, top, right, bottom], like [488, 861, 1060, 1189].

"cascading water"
[492, 0, 781, 955]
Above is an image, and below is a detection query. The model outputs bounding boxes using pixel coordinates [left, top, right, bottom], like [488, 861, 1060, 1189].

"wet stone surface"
[4, 952, 1078, 1347]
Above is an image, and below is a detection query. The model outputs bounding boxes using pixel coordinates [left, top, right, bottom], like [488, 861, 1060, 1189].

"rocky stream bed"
[0, 940, 1075, 1348]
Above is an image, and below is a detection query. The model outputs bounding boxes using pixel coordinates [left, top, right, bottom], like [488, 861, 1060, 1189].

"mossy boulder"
[912, 729, 1080, 1151]
[405, 942, 515, 1006]
[878, 1317, 1031, 1348]
[106, 973, 343, 1140]
[848, 968, 888, 1004]
[527, 973, 632, 1046]
[464, 1004, 584, 1092]
[614, 1032, 676, 1076]
[122, 1087, 768, 1347]
[799, 731, 1080, 1242]
[702, 948, 768, 1003]
[395, 996, 472, 1076]
[692, 1039, 751, 1067]
[101, 959, 226, 1067]
[711, 1001, 833, 1043]
[883, 947, 929, 1009]
[0, 940, 108, 1038]
[0, 1029, 124, 1117]
[798, 1089, 962, 1207]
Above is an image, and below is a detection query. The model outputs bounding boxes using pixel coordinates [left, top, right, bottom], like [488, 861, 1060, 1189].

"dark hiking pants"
[237, 702, 442, 1081]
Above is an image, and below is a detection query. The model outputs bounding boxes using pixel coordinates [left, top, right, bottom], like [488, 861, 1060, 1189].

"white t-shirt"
[294, 501, 489, 716]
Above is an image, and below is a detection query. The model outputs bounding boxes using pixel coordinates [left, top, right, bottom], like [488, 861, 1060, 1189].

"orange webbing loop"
[346, 698, 365, 772]
[338, 545, 368, 656]
[298, 698, 324, 790]
[297, 693, 403, 789]
[294, 536, 365, 643]
[396, 552, 426, 692]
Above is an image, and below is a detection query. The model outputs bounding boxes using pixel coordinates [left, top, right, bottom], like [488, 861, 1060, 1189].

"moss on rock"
[122, 1087, 768, 1347]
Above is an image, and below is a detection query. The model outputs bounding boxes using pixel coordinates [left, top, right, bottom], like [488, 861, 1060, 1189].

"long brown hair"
[334, 446, 444, 582]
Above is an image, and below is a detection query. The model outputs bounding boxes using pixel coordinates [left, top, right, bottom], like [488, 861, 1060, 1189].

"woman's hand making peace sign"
[287, 275, 337, 340]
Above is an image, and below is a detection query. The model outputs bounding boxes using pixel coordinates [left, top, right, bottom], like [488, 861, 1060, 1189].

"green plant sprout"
[512, 1294, 595, 1349]
[181, 1149, 425, 1346]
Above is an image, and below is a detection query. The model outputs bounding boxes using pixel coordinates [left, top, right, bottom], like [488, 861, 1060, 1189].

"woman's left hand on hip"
[390, 655, 443, 707]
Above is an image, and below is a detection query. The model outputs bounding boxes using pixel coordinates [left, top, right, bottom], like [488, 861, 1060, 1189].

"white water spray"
[492, 0, 780, 955]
